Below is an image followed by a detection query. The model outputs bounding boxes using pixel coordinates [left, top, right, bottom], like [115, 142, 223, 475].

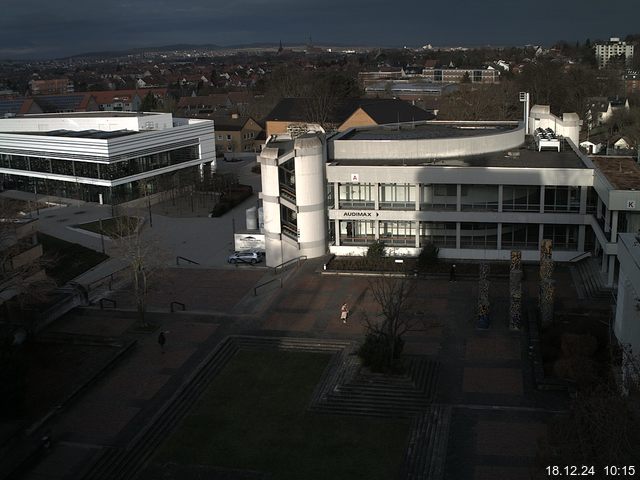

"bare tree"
[359, 276, 417, 372]
[110, 216, 167, 326]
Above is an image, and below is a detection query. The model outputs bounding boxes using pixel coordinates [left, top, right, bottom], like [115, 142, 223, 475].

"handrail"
[254, 277, 283, 296]
[86, 266, 129, 293]
[176, 256, 200, 266]
[273, 255, 307, 275]
[170, 301, 186, 312]
[99, 298, 116, 309]
[568, 251, 592, 263]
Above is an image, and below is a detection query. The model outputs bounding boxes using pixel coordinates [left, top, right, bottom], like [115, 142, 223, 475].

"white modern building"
[258, 105, 640, 292]
[595, 37, 635, 69]
[0, 112, 215, 204]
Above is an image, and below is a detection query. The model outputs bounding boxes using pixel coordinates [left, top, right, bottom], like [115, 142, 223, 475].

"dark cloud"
[1, 0, 639, 58]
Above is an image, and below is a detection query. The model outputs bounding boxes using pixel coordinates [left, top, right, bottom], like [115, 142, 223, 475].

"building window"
[217, 135, 223, 140]
[338, 183, 374, 209]
[544, 186, 580, 213]
[281, 205, 297, 239]
[226, 134, 232, 141]
[501, 224, 539, 249]
[420, 222, 456, 248]
[422, 184, 457, 210]
[461, 185, 499, 211]
[543, 224, 578, 250]
[460, 223, 498, 249]
[379, 221, 415, 246]
[340, 220, 375, 245]
[502, 186, 540, 211]
[379, 183, 415, 210]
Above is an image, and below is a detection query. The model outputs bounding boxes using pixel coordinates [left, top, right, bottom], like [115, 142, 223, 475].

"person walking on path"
[449, 264, 457, 282]
[158, 330, 167, 353]
[340, 303, 349, 324]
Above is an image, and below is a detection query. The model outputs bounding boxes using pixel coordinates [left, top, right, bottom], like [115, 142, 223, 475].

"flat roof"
[21, 111, 159, 118]
[0, 129, 139, 139]
[339, 122, 519, 141]
[329, 139, 588, 169]
[591, 156, 640, 190]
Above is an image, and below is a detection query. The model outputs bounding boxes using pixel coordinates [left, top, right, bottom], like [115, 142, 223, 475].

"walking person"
[449, 264, 457, 282]
[158, 330, 167, 353]
[340, 303, 349, 324]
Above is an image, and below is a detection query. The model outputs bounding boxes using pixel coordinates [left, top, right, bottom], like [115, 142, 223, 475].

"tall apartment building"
[595, 37, 635, 69]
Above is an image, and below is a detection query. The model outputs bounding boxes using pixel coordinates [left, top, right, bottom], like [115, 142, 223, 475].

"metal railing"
[254, 277, 283, 296]
[99, 298, 116, 309]
[568, 251, 592, 263]
[273, 255, 307, 275]
[170, 301, 186, 312]
[176, 256, 200, 266]
[86, 266, 129, 294]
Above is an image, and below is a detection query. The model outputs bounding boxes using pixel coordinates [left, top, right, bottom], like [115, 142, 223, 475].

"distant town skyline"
[2, 0, 639, 59]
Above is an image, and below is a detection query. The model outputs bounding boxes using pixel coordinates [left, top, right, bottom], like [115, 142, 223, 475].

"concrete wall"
[0, 112, 173, 132]
[528, 105, 581, 146]
[331, 122, 524, 160]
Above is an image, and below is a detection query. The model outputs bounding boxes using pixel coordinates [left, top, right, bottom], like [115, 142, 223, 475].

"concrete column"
[597, 197, 603, 219]
[456, 184, 462, 212]
[579, 186, 587, 215]
[539, 185, 545, 213]
[602, 252, 608, 274]
[415, 221, 420, 248]
[335, 219, 340, 246]
[611, 211, 619, 241]
[604, 208, 611, 233]
[456, 222, 461, 249]
[375, 220, 379, 240]
[497, 223, 503, 250]
[608, 255, 616, 287]
[374, 182, 379, 210]
[415, 183, 420, 211]
[334, 182, 339, 210]
[538, 224, 544, 250]
[578, 225, 586, 251]
[498, 185, 503, 213]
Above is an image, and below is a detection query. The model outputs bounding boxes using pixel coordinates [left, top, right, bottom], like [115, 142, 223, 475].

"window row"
[331, 183, 584, 213]
[337, 221, 579, 250]
[0, 146, 199, 181]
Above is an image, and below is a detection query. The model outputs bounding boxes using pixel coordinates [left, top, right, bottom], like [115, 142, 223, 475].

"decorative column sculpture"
[477, 263, 490, 329]
[509, 250, 523, 331]
[539, 239, 555, 327]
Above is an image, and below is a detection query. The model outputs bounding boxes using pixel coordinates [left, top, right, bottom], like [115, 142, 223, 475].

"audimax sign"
[340, 211, 379, 217]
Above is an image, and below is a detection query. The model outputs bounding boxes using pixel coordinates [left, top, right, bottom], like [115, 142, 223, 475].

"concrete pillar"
[456, 184, 462, 212]
[608, 255, 616, 287]
[373, 182, 379, 210]
[579, 186, 587, 215]
[578, 225, 586, 251]
[538, 224, 544, 251]
[456, 222, 461, 249]
[539, 185, 545, 213]
[604, 208, 611, 233]
[602, 252, 608, 274]
[597, 197, 603, 219]
[498, 185, 503, 213]
[335, 219, 340, 246]
[497, 223, 503, 250]
[415, 183, 420, 211]
[611, 211, 619, 242]
[375, 220, 379, 240]
[333, 182, 339, 210]
[415, 221, 420, 248]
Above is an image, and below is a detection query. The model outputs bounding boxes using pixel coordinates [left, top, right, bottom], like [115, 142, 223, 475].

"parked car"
[227, 251, 263, 265]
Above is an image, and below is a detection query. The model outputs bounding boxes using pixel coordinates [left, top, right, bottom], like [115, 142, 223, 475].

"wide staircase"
[570, 257, 614, 300]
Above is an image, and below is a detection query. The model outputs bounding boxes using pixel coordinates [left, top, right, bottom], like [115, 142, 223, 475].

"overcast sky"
[1, 0, 639, 59]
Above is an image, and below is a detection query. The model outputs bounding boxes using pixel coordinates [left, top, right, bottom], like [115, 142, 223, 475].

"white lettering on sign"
[342, 211, 380, 217]
[350, 173, 359, 182]
[627, 200, 636, 209]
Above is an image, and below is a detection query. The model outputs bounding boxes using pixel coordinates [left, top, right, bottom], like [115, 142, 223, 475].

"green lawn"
[75, 216, 139, 237]
[153, 350, 411, 480]
[39, 233, 109, 284]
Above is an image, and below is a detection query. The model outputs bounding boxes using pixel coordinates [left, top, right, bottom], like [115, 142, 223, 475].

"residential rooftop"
[591, 156, 640, 190]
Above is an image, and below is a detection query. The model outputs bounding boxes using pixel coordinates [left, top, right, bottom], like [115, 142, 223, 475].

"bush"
[366, 240, 386, 260]
[561, 333, 598, 357]
[357, 332, 405, 374]
[416, 242, 439, 271]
